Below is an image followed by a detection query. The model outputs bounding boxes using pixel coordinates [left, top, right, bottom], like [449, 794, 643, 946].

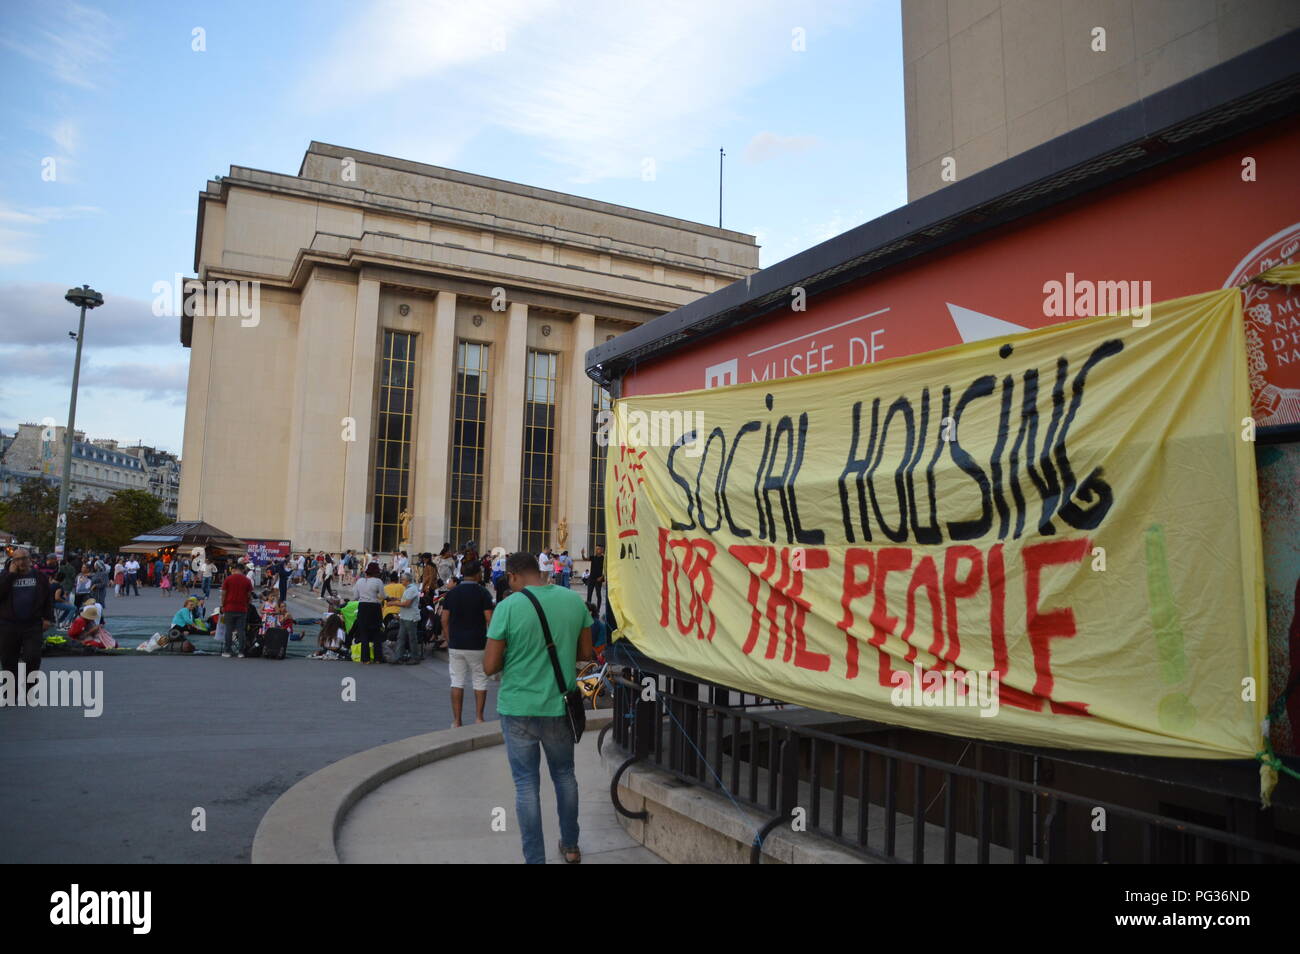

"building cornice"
[180, 234, 710, 347]
[205, 168, 752, 281]
[298, 141, 756, 245]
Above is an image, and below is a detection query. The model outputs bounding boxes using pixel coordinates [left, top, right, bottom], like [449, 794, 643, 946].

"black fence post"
[633, 685, 656, 761]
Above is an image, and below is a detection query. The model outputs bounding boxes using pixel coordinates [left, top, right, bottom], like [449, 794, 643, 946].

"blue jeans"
[500, 714, 579, 864]
[222, 611, 246, 654]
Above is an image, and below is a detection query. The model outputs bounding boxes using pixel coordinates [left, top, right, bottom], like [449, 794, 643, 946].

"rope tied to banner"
[1255, 675, 1300, 802]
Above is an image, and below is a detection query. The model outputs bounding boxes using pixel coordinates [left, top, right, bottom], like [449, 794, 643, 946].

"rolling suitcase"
[263, 627, 289, 660]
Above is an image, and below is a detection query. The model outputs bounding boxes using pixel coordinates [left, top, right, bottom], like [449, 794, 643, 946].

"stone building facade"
[0, 424, 152, 501]
[178, 142, 758, 556]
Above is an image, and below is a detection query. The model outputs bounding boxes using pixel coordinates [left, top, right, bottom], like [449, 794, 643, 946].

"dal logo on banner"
[607, 288, 1270, 793]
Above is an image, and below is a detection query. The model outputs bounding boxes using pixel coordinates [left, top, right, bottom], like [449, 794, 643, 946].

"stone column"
[485, 301, 527, 551]
[340, 277, 380, 550]
[562, 313, 595, 556]
[177, 314, 213, 519]
[414, 290, 456, 551]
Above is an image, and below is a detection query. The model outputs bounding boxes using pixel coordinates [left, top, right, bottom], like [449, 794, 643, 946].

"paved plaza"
[0, 581, 633, 864]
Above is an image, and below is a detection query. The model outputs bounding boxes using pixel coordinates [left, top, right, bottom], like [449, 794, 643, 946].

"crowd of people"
[3, 537, 614, 864]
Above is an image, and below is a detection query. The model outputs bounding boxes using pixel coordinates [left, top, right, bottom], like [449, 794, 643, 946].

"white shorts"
[448, 649, 488, 691]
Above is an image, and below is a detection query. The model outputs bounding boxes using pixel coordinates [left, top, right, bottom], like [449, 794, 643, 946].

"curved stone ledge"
[253, 711, 614, 864]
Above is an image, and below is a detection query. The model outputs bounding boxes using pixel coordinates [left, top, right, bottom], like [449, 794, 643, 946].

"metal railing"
[606, 670, 1300, 864]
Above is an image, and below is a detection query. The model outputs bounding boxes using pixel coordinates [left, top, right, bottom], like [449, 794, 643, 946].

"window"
[449, 341, 489, 550]
[371, 330, 416, 553]
[588, 382, 612, 553]
[519, 350, 557, 555]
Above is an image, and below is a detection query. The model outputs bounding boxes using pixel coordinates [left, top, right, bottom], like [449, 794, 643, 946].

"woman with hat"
[67, 600, 115, 648]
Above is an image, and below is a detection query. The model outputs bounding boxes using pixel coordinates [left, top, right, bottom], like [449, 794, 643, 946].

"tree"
[68, 496, 124, 552]
[108, 488, 167, 540]
[0, 478, 60, 550]
[0, 481, 168, 554]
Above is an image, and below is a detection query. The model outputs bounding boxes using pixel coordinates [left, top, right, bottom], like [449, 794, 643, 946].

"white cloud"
[0, 206, 100, 265]
[0, 229, 39, 266]
[0, 284, 192, 453]
[302, 0, 557, 103]
[0, 282, 177, 349]
[301, 0, 852, 182]
[0, 203, 100, 226]
[743, 131, 820, 163]
[1, 2, 119, 90]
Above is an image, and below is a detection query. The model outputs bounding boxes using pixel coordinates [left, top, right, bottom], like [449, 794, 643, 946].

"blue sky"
[0, 0, 905, 455]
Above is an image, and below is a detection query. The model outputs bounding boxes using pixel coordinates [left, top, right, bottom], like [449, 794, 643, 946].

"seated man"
[52, 581, 77, 629]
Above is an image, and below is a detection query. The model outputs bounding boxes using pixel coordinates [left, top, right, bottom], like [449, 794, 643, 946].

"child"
[313, 611, 348, 658]
[276, 600, 294, 639]
[588, 602, 610, 658]
[160, 570, 172, 595]
[258, 590, 279, 635]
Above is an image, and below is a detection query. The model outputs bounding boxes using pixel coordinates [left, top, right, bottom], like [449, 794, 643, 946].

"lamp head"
[64, 285, 104, 309]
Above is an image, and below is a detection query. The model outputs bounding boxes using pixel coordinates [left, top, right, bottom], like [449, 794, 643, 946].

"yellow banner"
[607, 288, 1268, 771]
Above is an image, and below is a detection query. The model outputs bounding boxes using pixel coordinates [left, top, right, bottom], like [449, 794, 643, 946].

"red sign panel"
[625, 120, 1300, 428]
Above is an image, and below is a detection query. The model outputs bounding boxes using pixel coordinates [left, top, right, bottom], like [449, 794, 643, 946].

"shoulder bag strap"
[520, 588, 569, 697]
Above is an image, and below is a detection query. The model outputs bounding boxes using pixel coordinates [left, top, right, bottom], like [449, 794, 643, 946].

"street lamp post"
[56, 284, 104, 559]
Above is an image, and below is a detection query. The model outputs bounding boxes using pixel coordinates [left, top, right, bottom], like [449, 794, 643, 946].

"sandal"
[562, 846, 581, 864]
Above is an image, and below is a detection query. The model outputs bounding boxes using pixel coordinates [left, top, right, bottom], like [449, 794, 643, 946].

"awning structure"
[121, 521, 246, 555]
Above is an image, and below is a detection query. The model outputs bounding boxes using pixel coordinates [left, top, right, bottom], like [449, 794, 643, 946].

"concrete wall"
[178, 288, 300, 538]
[903, 0, 1300, 200]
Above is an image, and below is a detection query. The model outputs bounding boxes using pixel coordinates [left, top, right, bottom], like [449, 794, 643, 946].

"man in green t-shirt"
[484, 551, 592, 864]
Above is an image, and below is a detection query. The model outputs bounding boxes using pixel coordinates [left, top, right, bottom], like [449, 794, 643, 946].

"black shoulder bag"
[521, 588, 586, 744]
